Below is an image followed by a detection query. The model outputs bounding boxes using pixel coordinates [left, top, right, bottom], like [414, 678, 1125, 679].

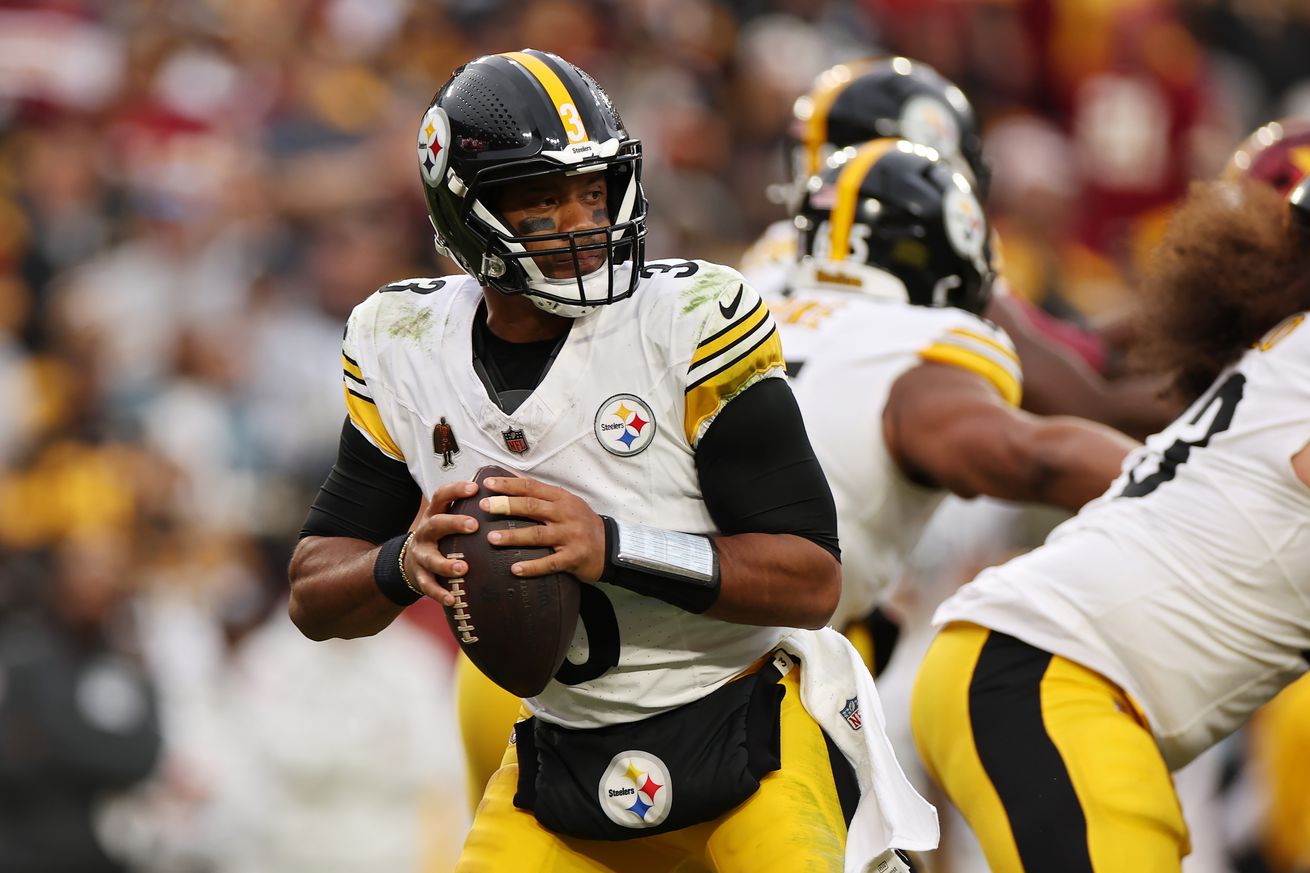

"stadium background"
[0, 0, 1307, 870]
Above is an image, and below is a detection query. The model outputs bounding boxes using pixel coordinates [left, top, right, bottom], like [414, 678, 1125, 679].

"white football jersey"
[774, 288, 1022, 628]
[341, 260, 789, 729]
[937, 312, 1310, 769]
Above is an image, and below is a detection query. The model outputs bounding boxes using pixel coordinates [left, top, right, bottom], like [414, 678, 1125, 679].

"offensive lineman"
[776, 137, 1138, 640]
[912, 176, 1310, 871]
[288, 50, 936, 872]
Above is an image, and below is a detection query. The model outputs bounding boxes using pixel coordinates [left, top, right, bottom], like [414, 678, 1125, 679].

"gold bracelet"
[398, 532, 422, 596]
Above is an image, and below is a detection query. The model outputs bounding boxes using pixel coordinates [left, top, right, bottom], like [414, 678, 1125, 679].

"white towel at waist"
[777, 627, 939, 871]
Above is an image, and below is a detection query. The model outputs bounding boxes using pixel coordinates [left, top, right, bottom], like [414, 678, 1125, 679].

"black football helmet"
[793, 138, 994, 314]
[419, 49, 647, 317]
[788, 57, 989, 203]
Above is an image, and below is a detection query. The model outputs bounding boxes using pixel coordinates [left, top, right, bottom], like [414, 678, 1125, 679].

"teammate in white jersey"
[779, 137, 1136, 659]
[746, 57, 1176, 441]
[288, 49, 936, 872]
[912, 176, 1310, 872]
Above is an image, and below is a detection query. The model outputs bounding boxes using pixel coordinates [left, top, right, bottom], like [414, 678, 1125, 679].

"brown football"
[439, 465, 581, 698]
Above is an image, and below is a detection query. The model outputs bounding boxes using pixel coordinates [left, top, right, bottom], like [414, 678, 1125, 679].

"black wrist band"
[374, 533, 421, 606]
[599, 516, 722, 614]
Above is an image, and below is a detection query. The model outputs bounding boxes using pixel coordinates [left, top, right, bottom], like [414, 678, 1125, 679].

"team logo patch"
[418, 105, 450, 185]
[900, 94, 961, 160]
[594, 393, 656, 457]
[502, 427, 529, 454]
[433, 416, 460, 469]
[840, 696, 863, 730]
[598, 751, 672, 828]
[942, 184, 986, 260]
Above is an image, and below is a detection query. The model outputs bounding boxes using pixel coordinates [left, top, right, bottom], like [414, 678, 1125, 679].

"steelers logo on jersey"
[594, 393, 657, 457]
[598, 751, 672, 828]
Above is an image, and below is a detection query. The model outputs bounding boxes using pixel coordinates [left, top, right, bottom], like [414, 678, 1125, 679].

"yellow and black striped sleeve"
[341, 342, 405, 461]
[917, 322, 1023, 407]
[684, 280, 786, 446]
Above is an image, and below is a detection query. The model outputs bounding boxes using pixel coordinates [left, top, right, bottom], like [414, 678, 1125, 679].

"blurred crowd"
[1, 0, 1308, 871]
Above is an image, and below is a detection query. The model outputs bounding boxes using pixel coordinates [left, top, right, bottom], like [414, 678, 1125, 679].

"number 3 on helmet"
[418, 49, 648, 318]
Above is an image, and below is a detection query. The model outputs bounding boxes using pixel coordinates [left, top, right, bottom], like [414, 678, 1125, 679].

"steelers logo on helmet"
[417, 105, 450, 186]
[597, 751, 672, 829]
[942, 181, 986, 261]
[900, 94, 961, 161]
[594, 393, 657, 457]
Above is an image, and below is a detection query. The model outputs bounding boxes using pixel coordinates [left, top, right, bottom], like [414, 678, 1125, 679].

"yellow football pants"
[1251, 674, 1310, 871]
[456, 611, 895, 816]
[455, 650, 525, 812]
[911, 622, 1189, 872]
[456, 667, 851, 873]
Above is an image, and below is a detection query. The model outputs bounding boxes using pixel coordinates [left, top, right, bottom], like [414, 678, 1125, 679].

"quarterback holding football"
[289, 49, 935, 871]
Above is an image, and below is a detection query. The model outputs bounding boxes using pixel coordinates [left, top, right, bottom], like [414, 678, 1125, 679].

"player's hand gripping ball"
[439, 465, 581, 697]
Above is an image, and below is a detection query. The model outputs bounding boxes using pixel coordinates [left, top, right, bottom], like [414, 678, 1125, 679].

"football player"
[775, 138, 1138, 653]
[743, 56, 987, 300]
[911, 176, 1310, 872]
[288, 50, 936, 871]
[745, 57, 1178, 441]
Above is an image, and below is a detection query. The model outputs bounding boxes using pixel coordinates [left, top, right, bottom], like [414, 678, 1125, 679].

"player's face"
[496, 171, 610, 279]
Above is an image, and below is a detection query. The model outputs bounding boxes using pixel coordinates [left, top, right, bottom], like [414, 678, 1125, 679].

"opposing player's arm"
[986, 294, 1181, 440]
[884, 362, 1138, 512]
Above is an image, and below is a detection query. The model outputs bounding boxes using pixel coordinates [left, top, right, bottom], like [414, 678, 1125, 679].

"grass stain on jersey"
[386, 307, 434, 341]
[680, 267, 737, 315]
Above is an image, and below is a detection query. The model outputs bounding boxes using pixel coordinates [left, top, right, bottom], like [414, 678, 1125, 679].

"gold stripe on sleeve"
[690, 300, 767, 368]
[344, 385, 405, 459]
[947, 327, 1021, 366]
[684, 329, 784, 445]
[919, 343, 1023, 407]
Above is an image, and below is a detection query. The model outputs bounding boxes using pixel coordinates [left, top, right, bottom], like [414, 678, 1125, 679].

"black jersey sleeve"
[300, 419, 423, 543]
[694, 378, 841, 559]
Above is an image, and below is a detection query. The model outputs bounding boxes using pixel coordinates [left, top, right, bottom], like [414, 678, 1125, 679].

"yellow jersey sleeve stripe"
[919, 343, 1023, 407]
[344, 385, 405, 459]
[690, 299, 767, 368]
[501, 51, 589, 143]
[342, 353, 364, 381]
[947, 327, 1020, 366]
[830, 139, 897, 262]
[684, 327, 784, 445]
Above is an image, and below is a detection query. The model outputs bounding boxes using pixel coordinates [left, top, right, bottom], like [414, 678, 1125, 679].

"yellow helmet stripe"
[501, 51, 590, 143]
[801, 59, 875, 176]
[829, 139, 897, 262]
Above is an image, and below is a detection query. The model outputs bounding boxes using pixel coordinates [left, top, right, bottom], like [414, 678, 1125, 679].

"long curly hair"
[1136, 178, 1310, 401]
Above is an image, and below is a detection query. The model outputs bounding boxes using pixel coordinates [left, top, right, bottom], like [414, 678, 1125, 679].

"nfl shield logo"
[502, 427, 529, 454]
[840, 696, 863, 730]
